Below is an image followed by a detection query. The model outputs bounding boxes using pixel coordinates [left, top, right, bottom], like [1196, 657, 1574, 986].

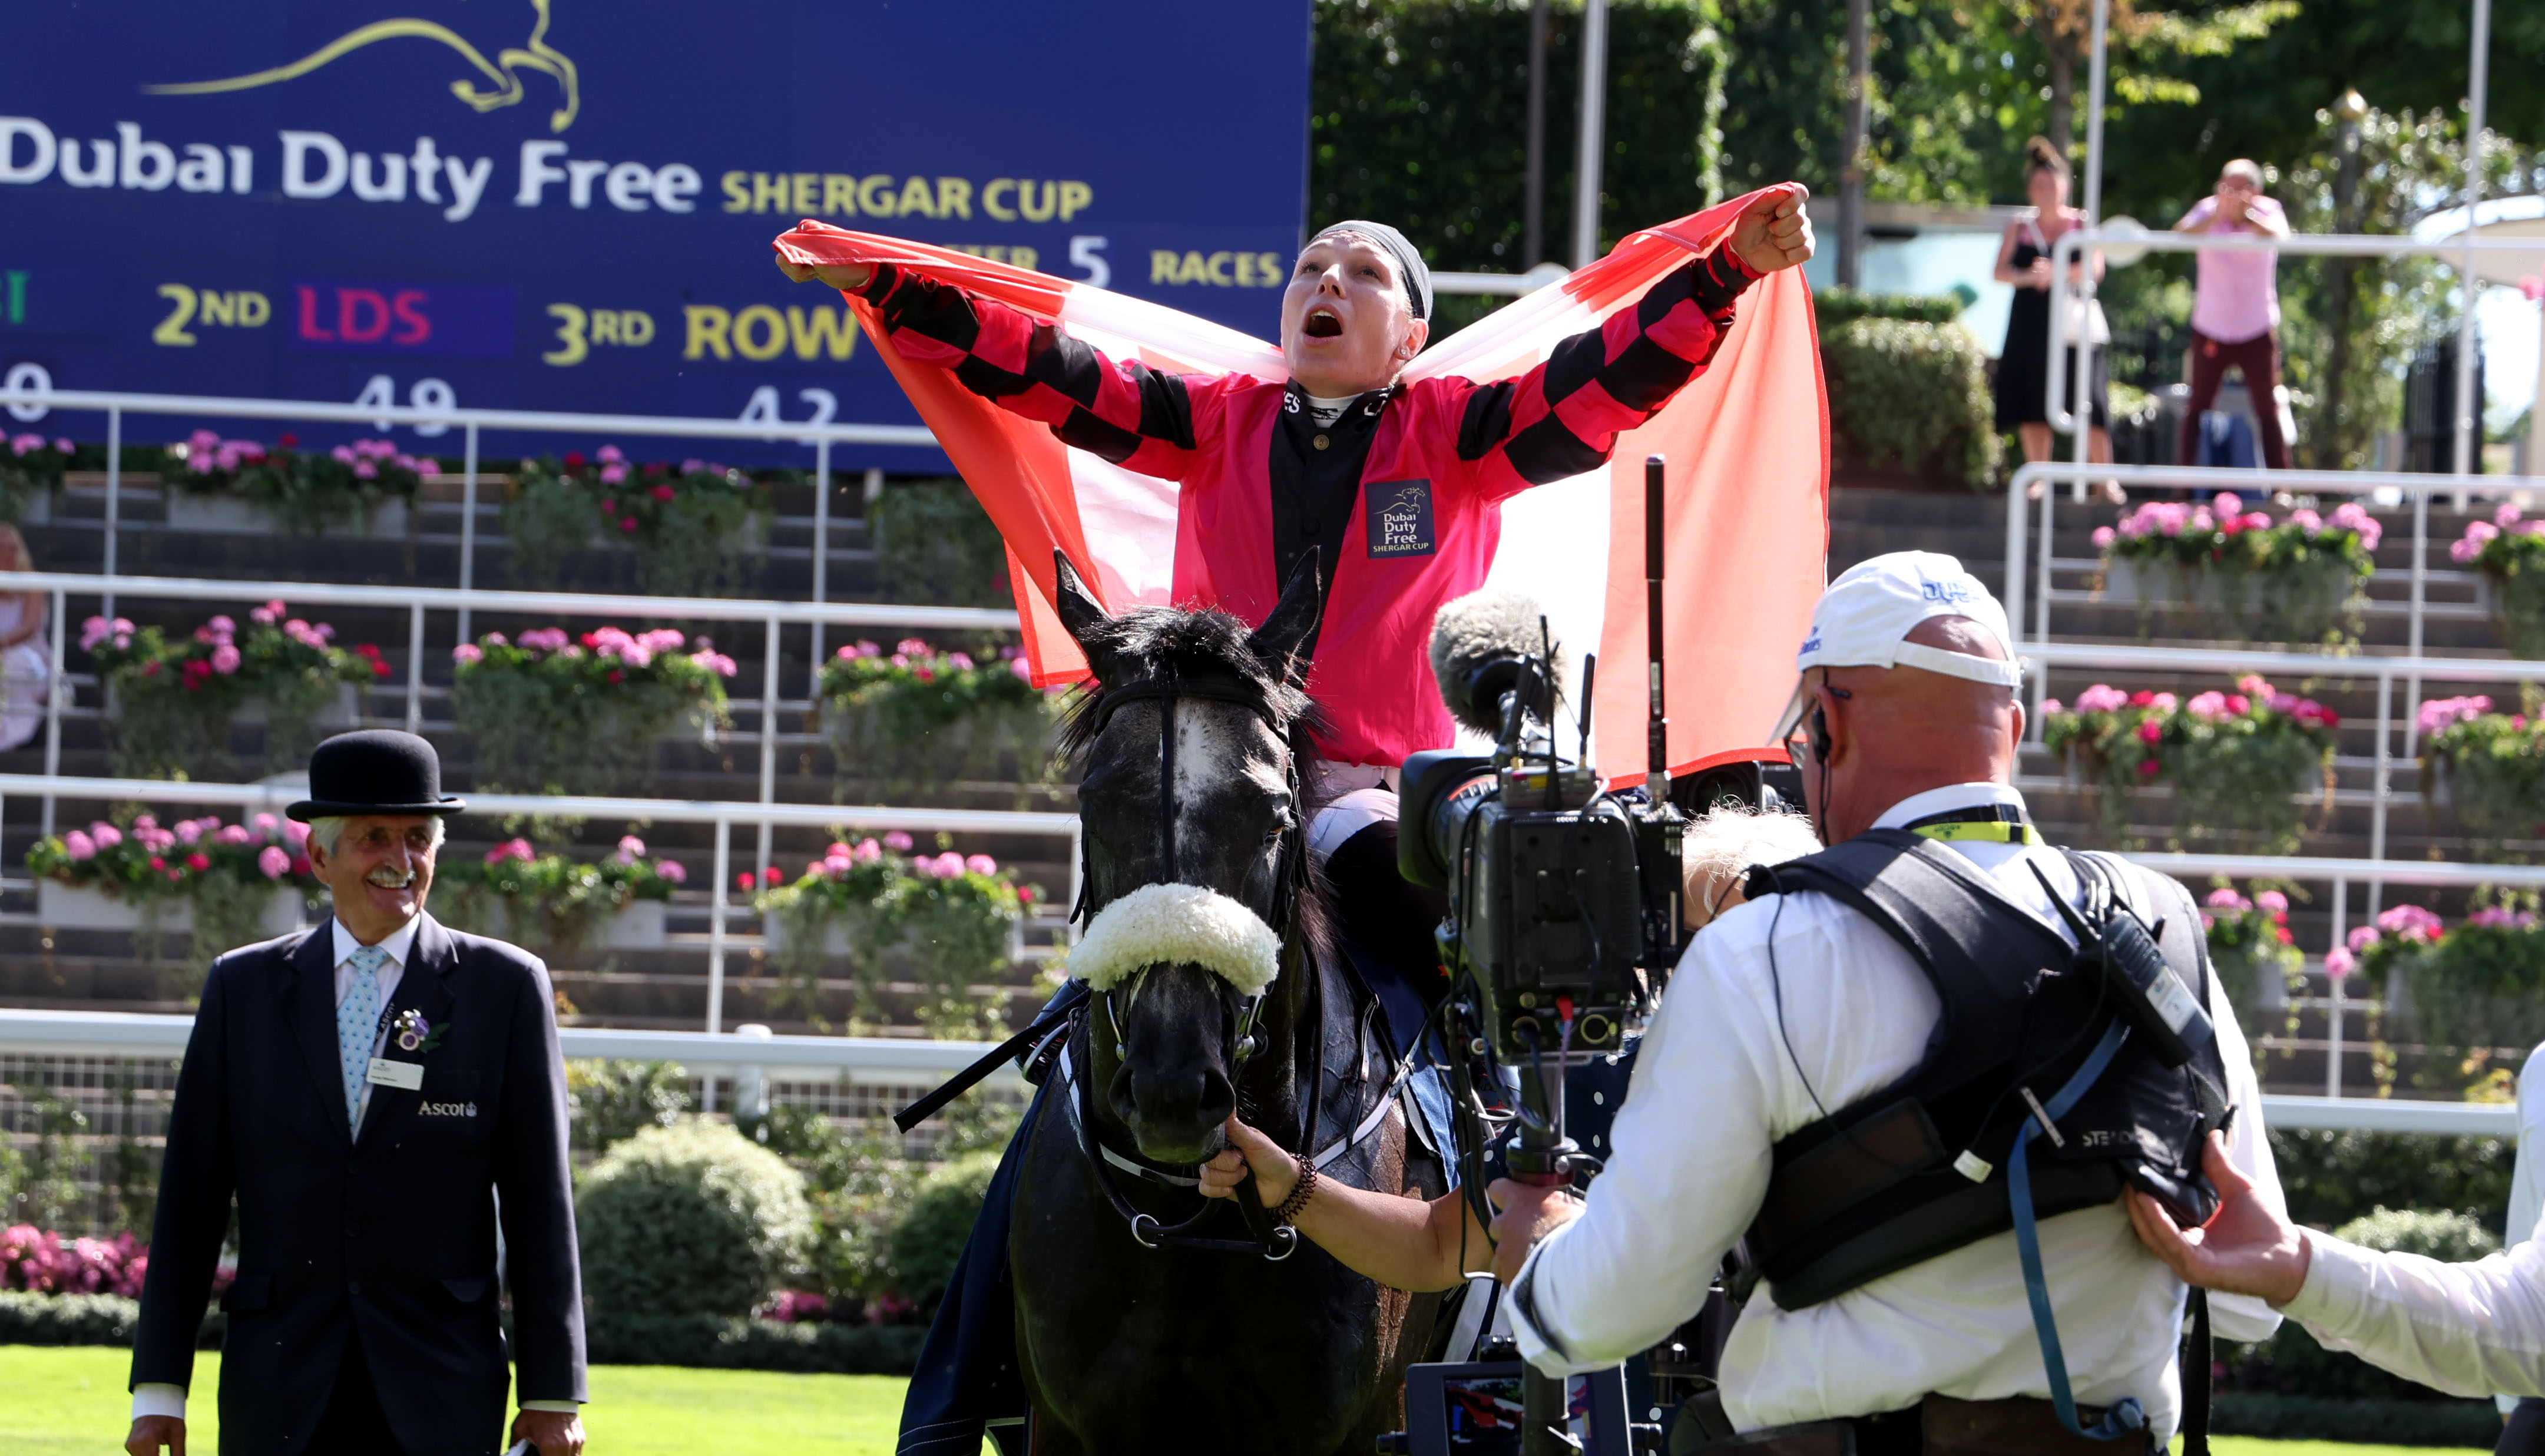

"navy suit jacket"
[131, 914, 587, 1456]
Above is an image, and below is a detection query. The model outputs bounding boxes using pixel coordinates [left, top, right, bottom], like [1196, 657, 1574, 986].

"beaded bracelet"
[1274, 1151, 1318, 1225]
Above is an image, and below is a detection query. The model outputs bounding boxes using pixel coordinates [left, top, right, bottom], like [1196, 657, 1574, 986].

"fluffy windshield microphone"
[1428, 588, 1566, 737]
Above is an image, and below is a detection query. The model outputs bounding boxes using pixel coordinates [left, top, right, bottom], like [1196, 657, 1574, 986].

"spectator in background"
[2175, 159, 2292, 471]
[0, 524, 51, 752]
[1994, 136, 2117, 501]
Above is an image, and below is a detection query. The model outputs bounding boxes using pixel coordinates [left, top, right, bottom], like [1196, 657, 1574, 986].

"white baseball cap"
[1775, 552, 2021, 740]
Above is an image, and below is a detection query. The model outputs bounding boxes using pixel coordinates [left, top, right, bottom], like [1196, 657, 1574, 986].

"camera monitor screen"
[1401, 1361, 1630, 1456]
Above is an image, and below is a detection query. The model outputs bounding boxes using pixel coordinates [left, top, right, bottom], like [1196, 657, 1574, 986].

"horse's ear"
[1246, 546, 1322, 685]
[1052, 550, 1122, 682]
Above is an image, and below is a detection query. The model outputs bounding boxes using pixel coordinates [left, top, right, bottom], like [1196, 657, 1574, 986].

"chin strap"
[2008, 1017, 2148, 1443]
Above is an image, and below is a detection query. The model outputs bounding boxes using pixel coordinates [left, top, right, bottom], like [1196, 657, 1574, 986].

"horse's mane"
[1057, 603, 1336, 961]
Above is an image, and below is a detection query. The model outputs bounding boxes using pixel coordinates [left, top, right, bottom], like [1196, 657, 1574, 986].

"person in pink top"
[2176, 159, 2292, 469]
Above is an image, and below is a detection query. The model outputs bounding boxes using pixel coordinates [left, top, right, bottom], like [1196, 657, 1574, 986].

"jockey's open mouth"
[1301, 305, 1345, 340]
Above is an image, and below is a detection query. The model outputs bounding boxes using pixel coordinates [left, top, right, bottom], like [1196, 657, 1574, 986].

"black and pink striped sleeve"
[858, 264, 1204, 478]
[1454, 249, 1759, 497]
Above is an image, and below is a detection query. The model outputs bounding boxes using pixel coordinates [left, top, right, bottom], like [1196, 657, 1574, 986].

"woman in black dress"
[1994, 136, 2117, 499]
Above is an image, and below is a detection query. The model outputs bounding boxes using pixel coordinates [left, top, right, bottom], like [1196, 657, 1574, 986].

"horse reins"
[1065, 666, 1327, 1260]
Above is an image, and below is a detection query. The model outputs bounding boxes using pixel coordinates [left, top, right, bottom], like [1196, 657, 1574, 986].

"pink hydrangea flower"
[90, 823, 123, 849]
[966, 853, 998, 876]
[2323, 947, 2355, 979]
[2418, 695, 2493, 734]
[2040, 699, 2063, 716]
[62, 830, 95, 861]
[2185, 691, 2231, 722]
[452, 643, 484, 664]
[852, 839, 881, 863]
[2204, 887, 2251, 910]
[257, 845, 290, 879]
[655, 859, 686, 884]
[2074, 684, 2130, 714]
[883, 831, 915, 852]
[2256, 890, 2288, 912]
[209, 643, 241, 674]
[216, 823, 251, 845]
[2091, 526, 2116, 549]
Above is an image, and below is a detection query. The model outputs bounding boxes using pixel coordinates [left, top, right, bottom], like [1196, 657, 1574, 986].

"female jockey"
[779, 194, 1813, 1455]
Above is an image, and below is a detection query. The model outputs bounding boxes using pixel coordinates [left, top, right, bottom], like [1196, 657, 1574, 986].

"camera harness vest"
[1734, 816, 2233, 1442]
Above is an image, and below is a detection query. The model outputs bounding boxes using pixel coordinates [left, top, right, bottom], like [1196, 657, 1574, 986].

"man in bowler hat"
[126, 730, 588, 1456]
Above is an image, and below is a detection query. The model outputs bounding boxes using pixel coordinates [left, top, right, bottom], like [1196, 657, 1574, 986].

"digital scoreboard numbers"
[0, 1, 1312, 467]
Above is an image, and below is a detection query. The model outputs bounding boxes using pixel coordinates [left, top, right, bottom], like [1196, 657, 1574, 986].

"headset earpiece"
[1810, 704, 1832, 764]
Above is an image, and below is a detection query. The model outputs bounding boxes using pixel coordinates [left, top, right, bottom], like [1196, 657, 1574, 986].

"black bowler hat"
[286, 730, 465, 821]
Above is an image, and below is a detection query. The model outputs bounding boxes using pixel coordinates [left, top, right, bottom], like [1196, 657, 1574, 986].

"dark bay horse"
[1011, 552, 1447, 1454]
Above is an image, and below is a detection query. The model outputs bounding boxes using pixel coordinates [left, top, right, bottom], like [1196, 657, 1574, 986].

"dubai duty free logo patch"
[1365, 479, 1436, 558]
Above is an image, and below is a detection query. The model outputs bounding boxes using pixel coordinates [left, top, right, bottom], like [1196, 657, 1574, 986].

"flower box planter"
[760, 914, 852, 957]
[166, 493, 409, 539]
[448, 897, 668, 951]
[37, 880, 303, 936]
[227, 681, 363, 731]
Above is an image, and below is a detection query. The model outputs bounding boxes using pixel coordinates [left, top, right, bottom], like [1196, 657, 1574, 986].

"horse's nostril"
[1196, 1067, 1235, 1127]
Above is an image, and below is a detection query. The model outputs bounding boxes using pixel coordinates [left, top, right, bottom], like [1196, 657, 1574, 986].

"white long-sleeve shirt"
[2289, 1229, 2545, 1399]
[2496, 1048, 2545, 1412]
[1508, 783, 2284, 1442]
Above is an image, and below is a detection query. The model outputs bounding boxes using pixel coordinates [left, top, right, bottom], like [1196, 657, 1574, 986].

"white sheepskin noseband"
[1070, 882, 1282, 997]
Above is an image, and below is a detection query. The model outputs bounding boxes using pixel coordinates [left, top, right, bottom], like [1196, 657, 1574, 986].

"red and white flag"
[775, 187, 1827, 782]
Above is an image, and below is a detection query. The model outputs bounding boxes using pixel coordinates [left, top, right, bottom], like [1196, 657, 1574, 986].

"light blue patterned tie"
[337, 945, 389, 1128]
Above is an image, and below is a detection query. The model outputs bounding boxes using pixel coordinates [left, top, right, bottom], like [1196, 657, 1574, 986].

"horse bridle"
[1069, 667, 1312, 1259]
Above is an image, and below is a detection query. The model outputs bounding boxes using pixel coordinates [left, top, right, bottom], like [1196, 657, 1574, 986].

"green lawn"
[0, 1348, 908, 1455]
[0, 1346, 2492, 1455]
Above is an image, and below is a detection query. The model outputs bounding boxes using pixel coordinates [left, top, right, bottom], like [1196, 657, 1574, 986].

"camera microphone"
[1428, 588, 1564, 737]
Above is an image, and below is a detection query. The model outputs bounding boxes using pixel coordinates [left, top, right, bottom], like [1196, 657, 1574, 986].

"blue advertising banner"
[0, 0, 1312, 468]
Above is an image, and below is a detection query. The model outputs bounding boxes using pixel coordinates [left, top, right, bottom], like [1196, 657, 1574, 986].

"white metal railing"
[0, 1007, 2502, 1135]
[0, 567, 1028, 884]
[0, 773, 1080, 1039]
[0, 383, 942, 639]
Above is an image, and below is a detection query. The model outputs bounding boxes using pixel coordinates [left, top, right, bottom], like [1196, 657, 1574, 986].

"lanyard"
[1911, 820, 2043, 847]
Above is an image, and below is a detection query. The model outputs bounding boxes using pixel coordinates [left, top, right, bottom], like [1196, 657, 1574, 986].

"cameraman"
[1488, 552, 2285, 1450]
[1197, 805, 1823, 1292]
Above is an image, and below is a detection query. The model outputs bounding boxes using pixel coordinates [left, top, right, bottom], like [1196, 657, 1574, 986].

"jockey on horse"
[778, 190, 1815, 1454]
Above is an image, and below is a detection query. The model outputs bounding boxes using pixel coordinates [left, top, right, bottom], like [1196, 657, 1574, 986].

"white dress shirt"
[2288, 1227, 2545, 1400]
[135, 915, 578, 1422]
[1508, 783, 2284, 1442]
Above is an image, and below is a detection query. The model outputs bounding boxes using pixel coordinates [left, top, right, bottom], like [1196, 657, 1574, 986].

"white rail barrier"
[0, 1008, 2493, 1134]
[0, 382, 942, 641]
[0, 568, 1033, 902]
[0, 773, 1081, 1038]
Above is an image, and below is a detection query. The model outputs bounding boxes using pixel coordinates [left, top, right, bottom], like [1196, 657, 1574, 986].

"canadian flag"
[775, 187, 1827, 784]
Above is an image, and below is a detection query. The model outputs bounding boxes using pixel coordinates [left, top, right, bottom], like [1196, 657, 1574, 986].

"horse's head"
[1055, 550, 1322, 1164]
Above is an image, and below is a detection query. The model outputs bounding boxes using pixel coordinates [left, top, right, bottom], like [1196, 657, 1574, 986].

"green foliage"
[2208, 1391, 2504, 1445]
[24, 811, 319, 978]
[436, 835, 681, 961]
[755, 840, 1030, 1038]
[87, 607, 382, 780]
[164, 432, 431, 533]
[2448, 515, 2545, 660]
[450, 626, 731, 799]
[578, 1314, 926, 1374]
[1, 1081, 88, 1230]
[2422, 694, 2545, 854]
[0, 433, 75, 522]
[1811, 288, 1965, 328]
[565, 1059, 693, 1156]
[819, 638, 1064, 805]
[2266, 1127, 2512, 1237]
[887, 1151, 1001, 1314]
[1819, 316, 2002, 488]
[2042, 676, 2338, 851]
[871, 481, 1012, 607]
[0, 1292, 151, 1347]
[504, 450, 775, 597]
[2099, 498, 2379, 647]
[575, 1119, 814, 1319]
[2202, 881, 2305, 1053]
